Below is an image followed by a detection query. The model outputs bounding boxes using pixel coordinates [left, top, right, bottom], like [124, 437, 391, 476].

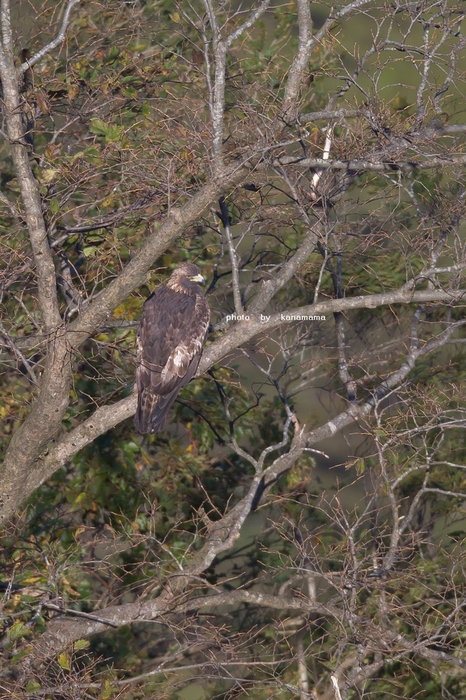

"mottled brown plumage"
[134, 263, 210, 434]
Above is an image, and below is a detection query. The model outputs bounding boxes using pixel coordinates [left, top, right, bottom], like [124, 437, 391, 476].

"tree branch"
[280, 0, 313, 122]
[273, 154, 466, 172]
[19, 0, 81, 73]
[0, 1, 74, 523]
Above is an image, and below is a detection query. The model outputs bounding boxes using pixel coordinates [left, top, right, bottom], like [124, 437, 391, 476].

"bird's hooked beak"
[190, 273, 206, 285]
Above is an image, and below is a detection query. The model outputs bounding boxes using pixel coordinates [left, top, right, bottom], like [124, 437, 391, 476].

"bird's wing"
[160, 294, 210, 388]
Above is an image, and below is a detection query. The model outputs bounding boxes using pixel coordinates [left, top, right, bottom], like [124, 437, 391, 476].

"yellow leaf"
[40, 169, 59, 184]
[57, 652, 70, 670]
[68, 84, 79, 100]
[101, 679, 114, 699]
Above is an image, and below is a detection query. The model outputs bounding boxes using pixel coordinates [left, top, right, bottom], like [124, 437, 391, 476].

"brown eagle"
[134, 263, 210, 434]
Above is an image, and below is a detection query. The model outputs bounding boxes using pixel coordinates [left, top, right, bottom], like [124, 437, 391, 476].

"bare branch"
[18, 0, 81, 73]
[273, 154, 466, 172]
[218, 196, 243, 314]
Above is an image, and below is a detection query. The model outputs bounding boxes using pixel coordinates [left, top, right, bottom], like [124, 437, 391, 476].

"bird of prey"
[134, 263, 210, 434]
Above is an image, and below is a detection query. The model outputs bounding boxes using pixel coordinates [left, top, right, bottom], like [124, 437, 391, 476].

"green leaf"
[354, 458, 365, 475]
[104, 124, 124, 143]
[89, 118, 108, 136]
[83, 146, 101, 160]
[104, 46, 120, 63]
[49, 197, 60, 214]
[25, 681, 42, 692]
[11, 649, 30, 663]
[74, 639, 90, 651]
[9, 620, 26, 640]
[83, 246, 99, 258]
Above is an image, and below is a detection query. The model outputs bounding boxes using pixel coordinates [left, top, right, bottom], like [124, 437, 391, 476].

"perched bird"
[134, 263, 210, 434]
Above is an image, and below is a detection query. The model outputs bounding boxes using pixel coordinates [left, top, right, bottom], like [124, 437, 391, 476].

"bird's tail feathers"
[134, 388, 180, 434]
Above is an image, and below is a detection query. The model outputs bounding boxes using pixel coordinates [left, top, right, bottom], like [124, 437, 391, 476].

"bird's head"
[167, 263, 206, 293]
